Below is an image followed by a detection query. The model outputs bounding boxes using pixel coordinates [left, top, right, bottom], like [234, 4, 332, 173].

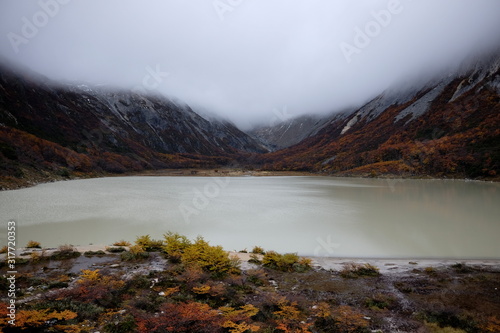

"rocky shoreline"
[2, 242, 500, 333]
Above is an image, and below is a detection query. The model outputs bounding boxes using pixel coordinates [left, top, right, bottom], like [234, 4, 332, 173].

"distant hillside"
[0, 64, 267, 189]
[248, 114, 341, 151]
[257, 53, 500, 180]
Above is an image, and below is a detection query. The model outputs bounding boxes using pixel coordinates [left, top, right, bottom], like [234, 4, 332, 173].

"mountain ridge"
[256, 52, 500, 179]
[1, 52, 499, 189]
[0, 63, 267, 188]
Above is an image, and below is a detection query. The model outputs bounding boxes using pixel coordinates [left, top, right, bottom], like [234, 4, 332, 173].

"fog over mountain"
[1, 0, 500, 128]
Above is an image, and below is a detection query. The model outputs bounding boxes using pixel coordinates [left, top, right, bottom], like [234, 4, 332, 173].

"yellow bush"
[192, 284, 211, 294]
[181, 236, 240, 278]
[26, 240, 41, 248]
[129, 244, 146, 255]
[332, 305, 369, 333]
[163, 231, 192, 261]
[135, 234, 163, 251]
[16, 309, 77, 328]
[262, 251, 312, 272]
[112, 240, 131, 247]
[251, 246, 265, 255]
[78, 269, 101, 283]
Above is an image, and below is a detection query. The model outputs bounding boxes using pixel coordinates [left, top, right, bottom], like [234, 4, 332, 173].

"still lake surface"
[1, 176, 499, 258]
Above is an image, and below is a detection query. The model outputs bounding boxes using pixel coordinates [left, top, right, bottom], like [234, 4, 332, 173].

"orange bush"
[135, 301, 222, 333]
[332, 305, 369, 333]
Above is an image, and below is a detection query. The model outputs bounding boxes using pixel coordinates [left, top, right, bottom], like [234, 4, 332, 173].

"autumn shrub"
[246, 269, 267, 286]
[15, 309, 78, 331]
[331, 305, 369, 333]
[106, 246, 126, 253]
[135, 234, 164, 252]
[29, 251, 45, 263]
[31, 299, 104, 321]
[163, 231, 192, 262]
[424, 267, 437, 275]
[134, 301, 222, 333]
[364, 293, 397, 310]
[480, 316, 500, 332]
[50, 270, 126, 309]
[26, 240, 41, 248]
[421, 308, 478, 333]
[262, 251, 312, 273]
[181, 236, 240, 278]
[251, 246, 266, 255]
[121, 245, 149, 261]
[113, 240, 131, 247]
[248, 253, 262, 265]
[219, 304, 260, 333]
[84, 250, 106, 256]
[340, 263, 380, 278]
[272, 297, 311, 333]
[50, 244, 81, 260]
[0, 245, 7, 254]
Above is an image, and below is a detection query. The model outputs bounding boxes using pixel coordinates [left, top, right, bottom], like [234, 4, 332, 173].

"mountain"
[248, 114, 343, 151]
[257, 53, 500, 179]
[0, 63, 267, 189]
[1, 51, 499, 189]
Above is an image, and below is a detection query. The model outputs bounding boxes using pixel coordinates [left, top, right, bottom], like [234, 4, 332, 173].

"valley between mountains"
[1, 53, 499, 189]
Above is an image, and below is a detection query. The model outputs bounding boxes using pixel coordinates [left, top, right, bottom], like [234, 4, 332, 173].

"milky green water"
[1, 176, 498, 258]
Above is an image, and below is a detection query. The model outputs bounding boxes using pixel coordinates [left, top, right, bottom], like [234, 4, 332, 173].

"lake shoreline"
[2, 167, 498, 191]
[6, 245, 500, 273]
[3, 244, 499, 332]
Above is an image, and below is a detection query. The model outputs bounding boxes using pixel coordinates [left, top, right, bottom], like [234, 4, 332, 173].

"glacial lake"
[1, 176, 499, 259]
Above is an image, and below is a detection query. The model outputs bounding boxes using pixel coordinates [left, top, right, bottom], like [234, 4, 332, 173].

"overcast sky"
[1, 0, 500, 128]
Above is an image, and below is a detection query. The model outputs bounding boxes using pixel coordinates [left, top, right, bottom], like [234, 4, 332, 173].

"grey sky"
[1, 0, 500, 128]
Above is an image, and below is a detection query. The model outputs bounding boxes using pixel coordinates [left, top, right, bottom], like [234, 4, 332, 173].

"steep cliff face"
[0, 64, 266, 188]
[248, 114, 342, 151]
[258, 54, 500, 179]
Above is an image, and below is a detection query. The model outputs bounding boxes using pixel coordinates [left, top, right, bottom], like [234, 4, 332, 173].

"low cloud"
[1, 0, 499, 128]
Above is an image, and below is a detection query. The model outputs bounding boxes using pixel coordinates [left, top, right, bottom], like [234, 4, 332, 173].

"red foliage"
[134, 301, 222, 333]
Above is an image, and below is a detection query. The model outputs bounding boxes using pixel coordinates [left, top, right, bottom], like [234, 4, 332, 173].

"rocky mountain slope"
[257, 53, 500, 179]
[248, 114, 339, 151]
[1, 51, 499, 189]
[0, 63, 266, 188]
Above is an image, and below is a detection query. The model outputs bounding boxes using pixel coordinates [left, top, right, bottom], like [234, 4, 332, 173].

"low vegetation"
[0, 232, 499, 333]
[340, 263, 380, 278]
[112, 240, 131, 247]
[261, 251, 312, 273]
[49, 244, 81, 260]
[25, 240, 41, 249]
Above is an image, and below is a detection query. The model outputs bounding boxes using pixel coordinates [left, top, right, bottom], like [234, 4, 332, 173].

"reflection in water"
[0, 177, 498, 258]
